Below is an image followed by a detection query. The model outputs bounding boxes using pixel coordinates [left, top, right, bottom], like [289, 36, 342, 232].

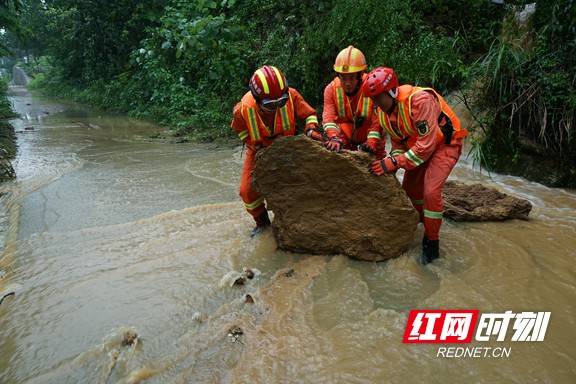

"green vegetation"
[0, 78, 15, 119]
[14, 0, 505, 140]
[0, 78, 17, 180]
[2, 0, 575, 186]
[469, 0, 576, 187]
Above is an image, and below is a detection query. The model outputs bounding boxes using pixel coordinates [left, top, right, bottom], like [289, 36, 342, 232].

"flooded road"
[0, 86, 575, 383]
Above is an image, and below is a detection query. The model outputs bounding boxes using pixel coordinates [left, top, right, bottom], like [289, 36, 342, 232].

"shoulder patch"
[416, 120, 430, 136]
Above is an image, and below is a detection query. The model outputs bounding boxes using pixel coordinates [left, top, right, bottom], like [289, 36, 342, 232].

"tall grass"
[0, 78, 17, 120]
[468, 6, 576, 187]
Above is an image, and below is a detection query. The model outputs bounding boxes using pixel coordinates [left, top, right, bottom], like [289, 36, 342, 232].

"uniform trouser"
[402, 141, 462, 241]
[239, 146, 266, 222]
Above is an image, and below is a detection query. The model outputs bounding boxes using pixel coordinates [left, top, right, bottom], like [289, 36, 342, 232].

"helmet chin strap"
[259, 103, 275, 113]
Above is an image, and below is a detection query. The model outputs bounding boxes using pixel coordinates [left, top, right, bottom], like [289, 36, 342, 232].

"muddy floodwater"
[0, 86, 575, 383]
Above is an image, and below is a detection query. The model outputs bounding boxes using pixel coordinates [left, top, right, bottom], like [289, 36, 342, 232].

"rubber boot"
[420, 236, 429, 264]
[420, 236, 440, 265]
[250, 210, 271, 237]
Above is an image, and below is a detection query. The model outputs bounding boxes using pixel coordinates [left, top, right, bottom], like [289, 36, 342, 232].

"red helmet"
[362, 67, 399, 98]
[249, 65, 289, 101]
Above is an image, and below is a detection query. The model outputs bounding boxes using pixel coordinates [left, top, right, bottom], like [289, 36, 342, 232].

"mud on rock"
[253, 135, 419, 262]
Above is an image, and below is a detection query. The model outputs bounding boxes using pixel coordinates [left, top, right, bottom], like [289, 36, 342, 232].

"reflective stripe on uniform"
[397, 102, 414, 135]
[378, 110, 402, 141]
[359, 96, 371, 118]
[367, 131, 381, 139]
[411, 199, 424, 205]
[306, 115, 319, 125]
[390, 149, 405, 156]
[323, 122, 340, 132]
[424, 209, 443, 219]
[279, 104, 290, 132]
[238, 130, 249, 141]
[244, 196, 265, 210]
[335, 87, 346, 118]
[246, 107, 261, 142]
[405, 149, 424, 166]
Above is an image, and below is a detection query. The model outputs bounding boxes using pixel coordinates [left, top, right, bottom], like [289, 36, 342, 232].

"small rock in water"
[229, 326, 243, 336]
[227, 325, 244, 343]
[219, 269, 260, 288]
[244, 294, 254, 304]
[243, 267, 261, 279]
[122, 330, 139, 347]
[24, 126, 34, 131]
[191, 311, 206, 322]
[284, 268, 295, 278]
[244, 268, 255, 280]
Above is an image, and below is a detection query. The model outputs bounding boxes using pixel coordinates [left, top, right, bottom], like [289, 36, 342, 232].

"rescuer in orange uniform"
[231, 65, 319, 236]
[322, 46, 384, 156]
[363, 67, 468, 264]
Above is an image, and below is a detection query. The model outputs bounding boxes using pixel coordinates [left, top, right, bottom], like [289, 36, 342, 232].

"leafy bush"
[470, 0, 576, 186]
[0, 78, 17, 119]
[22, 0, 505, 141]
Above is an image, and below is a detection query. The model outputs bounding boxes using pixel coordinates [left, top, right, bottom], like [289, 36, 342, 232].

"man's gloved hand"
[325, 136, 343, 152]
[305, 127, 324, 142]
[369, 156, 398, 175]
[359, 139, 379, 154]
[357, 143, 373, 153]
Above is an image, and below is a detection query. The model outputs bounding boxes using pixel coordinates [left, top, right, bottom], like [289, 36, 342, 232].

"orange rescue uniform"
[323, 75, 384, 154]
[377, 85, 468, 240]
[231, 88, 318, 220]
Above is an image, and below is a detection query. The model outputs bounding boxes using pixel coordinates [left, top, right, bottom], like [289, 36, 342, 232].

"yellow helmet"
[333, 45, 367, 74]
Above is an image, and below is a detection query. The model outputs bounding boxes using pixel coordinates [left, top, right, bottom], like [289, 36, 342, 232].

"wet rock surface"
[121, 330, 139, 347]
[219, 268, 261, 288]
[252, 135, 419, 262]
[443, 181, 532, 221]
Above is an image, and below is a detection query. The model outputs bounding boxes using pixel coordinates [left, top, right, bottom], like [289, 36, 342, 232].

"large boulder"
[252, 135, 419, 262]
[443, 181, 532, 221]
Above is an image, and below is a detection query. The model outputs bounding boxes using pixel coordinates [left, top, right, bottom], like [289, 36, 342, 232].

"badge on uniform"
[416, 120, 430, 136]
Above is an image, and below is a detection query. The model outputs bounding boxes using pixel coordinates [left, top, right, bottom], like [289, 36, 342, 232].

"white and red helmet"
[362, 67, 399, 98]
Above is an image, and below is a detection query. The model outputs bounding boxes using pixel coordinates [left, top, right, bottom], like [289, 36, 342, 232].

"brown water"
[0, 86, 575, 384]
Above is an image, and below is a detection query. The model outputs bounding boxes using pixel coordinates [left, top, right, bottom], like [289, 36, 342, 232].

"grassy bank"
[0, 78, 17, 181]
[468, 1, 576, 188]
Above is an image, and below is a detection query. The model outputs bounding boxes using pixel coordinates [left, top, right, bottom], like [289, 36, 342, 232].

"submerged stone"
[121, 330, 138, 347]
[443, 181, 532, 221]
